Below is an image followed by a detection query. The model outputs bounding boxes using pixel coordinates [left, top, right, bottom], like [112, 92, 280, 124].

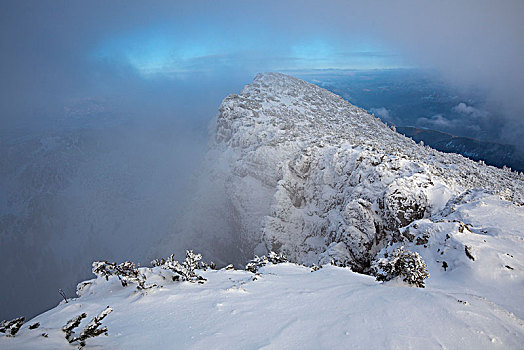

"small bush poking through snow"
[0, 317, 25, 337]
[151, 258, 166, 267]
[311, 264, 322, 272]
[92, 261, 154, 289]
[464, 245, 475, 261]
[156, 250, 207, 283]
[245, 251, 288, 273]
[199, 261, 216, 270]
[63, 307, 112, 349]
[372, 247, 430, 288]
[63, 313, 87, 343]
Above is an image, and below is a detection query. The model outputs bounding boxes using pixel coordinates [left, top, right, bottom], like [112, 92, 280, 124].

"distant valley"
[396, 126, 524, 172]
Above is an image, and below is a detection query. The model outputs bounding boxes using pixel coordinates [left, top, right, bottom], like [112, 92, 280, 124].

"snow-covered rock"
[177, 72, 524, 271]
[387, 190, 524, 319]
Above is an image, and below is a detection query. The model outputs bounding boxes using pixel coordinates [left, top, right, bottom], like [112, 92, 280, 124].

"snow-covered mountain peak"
[189, 72, 524, 269]
[217, 72, 396, 151]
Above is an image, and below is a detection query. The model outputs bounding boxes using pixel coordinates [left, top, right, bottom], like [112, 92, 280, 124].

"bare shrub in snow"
[372, 247, 429, 288]
[245, 251, 288, 273]
[58, 288, 68, 303]
[0, 317, 25, 337]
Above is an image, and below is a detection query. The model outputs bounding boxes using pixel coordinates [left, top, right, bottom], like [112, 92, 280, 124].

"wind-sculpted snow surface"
[2, 263, 524, 349]
[186, 72, 524, 271]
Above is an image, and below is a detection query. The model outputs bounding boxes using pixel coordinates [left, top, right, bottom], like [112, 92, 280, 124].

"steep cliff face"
[183, 73, 524, 270]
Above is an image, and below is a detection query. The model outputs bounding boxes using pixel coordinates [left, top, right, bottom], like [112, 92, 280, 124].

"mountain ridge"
[173, 72, 523, 270]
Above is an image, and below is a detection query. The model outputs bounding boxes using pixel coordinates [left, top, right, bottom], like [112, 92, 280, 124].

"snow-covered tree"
[372, 247, 429, 288]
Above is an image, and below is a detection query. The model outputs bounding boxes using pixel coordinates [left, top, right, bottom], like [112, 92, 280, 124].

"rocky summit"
[180, 72, 524, 272]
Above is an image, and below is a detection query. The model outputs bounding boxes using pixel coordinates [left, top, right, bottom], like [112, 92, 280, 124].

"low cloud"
[370, 106, 404, 126]
[453, 102, 489, 119]
[370, 107, 390, 120]
[417, 114, 482, 135]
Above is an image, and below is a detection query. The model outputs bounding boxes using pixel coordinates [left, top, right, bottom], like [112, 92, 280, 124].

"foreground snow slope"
[2, 262, 524, 350]
[392, 190, 524, 319]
